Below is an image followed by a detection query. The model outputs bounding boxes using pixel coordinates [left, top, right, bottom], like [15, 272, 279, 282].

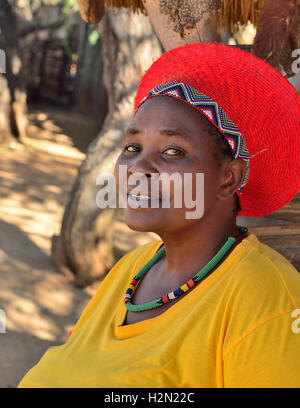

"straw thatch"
[218, 0, 266, 31]
[104, 0, 146, 13]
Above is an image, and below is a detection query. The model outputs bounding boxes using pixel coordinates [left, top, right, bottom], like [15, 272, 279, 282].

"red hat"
[134, 43, 300, 217]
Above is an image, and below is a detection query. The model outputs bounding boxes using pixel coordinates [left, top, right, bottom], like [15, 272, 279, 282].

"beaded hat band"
[138, 81, 250, 191]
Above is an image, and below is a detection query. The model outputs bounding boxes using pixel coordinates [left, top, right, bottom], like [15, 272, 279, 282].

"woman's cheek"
[114, 156, 124, 190]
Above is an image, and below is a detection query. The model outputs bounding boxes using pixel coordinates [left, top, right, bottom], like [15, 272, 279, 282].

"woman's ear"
[217, 159, 247, 200]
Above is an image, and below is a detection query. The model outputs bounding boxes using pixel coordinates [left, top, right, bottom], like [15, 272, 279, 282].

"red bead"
[187, 279, 195, 288]
[162, 295, 169, 303]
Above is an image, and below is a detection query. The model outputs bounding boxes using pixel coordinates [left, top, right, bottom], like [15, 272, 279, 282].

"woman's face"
[114, 96, 228, 234]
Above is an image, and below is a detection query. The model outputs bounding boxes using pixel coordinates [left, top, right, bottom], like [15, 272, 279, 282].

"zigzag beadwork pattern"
[140, 82, 250, 191]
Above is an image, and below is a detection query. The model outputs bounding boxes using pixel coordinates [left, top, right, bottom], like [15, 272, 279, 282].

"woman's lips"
[127, 190, 161, 200]
[128, 194, 159, 200]
[126, 191, 167, 208]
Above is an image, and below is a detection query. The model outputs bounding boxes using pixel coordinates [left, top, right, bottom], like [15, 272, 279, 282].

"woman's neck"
[155, 214, 242, 281]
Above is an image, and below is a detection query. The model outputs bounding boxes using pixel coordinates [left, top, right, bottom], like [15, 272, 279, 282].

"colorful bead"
[181, 283, 189, 292]
[168, 292, 176, 300]
[187, 279, 195, 288]
[174, 288, 184, 297]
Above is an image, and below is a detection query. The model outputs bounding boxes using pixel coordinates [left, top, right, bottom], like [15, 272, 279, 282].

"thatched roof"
[104, 0, 267, 29]
[219, 0, 266, 30]
[105, 0, 146, 14]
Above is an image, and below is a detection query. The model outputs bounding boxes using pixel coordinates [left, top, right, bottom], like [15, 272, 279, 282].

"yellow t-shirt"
[18, 233, 300, 388]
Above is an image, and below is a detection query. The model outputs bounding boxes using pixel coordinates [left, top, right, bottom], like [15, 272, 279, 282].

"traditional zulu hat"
[133, 43, 300, 217]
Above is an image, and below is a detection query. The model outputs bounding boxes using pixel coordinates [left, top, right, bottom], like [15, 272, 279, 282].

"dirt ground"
[0, 103, 156, 388]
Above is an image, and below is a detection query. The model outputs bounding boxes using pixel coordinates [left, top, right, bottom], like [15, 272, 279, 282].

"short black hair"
[200, 115, 242, 214]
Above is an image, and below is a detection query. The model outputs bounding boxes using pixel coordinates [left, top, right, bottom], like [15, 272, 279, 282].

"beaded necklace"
[124, 226, 248, 312]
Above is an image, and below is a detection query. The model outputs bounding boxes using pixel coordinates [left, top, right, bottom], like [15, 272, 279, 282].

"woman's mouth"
[128, 193, 151, 200]
[126, 192, 165, 208]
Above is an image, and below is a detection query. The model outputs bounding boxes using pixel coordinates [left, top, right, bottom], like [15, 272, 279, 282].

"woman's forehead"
[131, 95, 208, 132]
[125, 96, 216, 156]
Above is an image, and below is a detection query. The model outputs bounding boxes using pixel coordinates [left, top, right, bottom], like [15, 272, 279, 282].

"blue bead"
[174, 288, 183, 297]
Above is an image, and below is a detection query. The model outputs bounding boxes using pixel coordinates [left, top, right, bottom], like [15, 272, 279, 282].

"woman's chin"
[123, 209, 165, 232]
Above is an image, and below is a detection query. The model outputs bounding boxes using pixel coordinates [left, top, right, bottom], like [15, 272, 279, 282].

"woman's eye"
[124, 145, 139, 152]
[164, 148, 183, 156]
[123, 145, 184, 157]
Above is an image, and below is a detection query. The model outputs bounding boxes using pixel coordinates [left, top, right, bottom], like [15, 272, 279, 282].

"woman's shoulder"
[225, 232, 300, 320]
[238, 233, 299, 283]
[220, 233, 300, 358]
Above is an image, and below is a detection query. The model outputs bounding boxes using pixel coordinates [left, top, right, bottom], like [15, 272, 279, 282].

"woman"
[18, 43, 300, 388]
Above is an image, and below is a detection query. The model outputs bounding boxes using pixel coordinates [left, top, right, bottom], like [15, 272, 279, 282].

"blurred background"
[0, 0, 299, 387]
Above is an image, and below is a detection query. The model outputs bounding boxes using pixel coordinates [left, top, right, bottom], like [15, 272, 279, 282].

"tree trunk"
[0, 74, 12, 144]
[75, 21, 108, 120]
[0, 0, 28, 142]
[52, 9, 162, 286]
[143, 0, 221, 51]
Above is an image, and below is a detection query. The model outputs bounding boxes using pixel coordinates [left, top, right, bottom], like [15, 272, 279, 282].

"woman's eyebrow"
[125, 127, 140, 136]
[125, 126, 193, 142]
[159, 128, 191, 139]
[159, 128, 195, 147]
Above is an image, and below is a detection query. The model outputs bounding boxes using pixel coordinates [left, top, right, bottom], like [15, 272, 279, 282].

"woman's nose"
[128, 156, 157, 178]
